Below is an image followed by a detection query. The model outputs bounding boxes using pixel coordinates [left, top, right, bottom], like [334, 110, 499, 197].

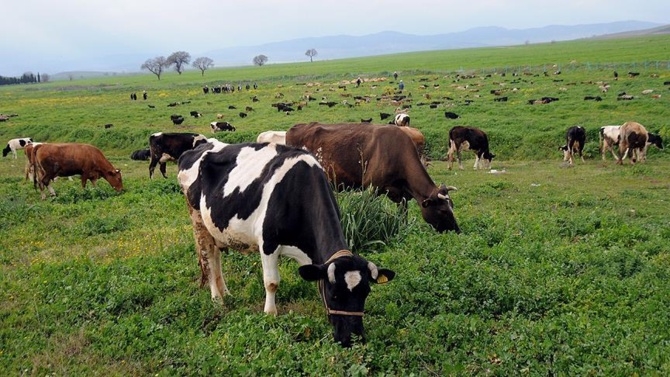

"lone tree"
[141, 56, 168, 80]
[192, 57, 214, 76]
[167, 51, 191, 75]
[253, 54, 268, 66]
[305, 48, 318, 62]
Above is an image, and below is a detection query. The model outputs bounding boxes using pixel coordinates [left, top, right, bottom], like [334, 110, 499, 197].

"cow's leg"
[187, 205, 229, 300]
[446, 141, 455, 170]
[259, 248, 280, 315]
[457, 149, 464, 170]
[159, 162, 168, 178]
[473, 154, 480, 170]
[148, 157, 158, 179]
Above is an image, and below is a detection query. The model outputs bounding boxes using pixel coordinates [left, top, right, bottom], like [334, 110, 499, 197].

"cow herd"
[1, 111, 664, 347]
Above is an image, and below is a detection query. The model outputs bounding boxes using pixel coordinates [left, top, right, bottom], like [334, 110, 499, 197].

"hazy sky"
[2, 0, 668, 76]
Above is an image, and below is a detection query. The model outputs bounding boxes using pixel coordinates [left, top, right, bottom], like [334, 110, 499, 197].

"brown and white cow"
[397, 126, 427, 165]
[559, 125, 586, 165]
[599, 125, 621, 161]
[447, 126, 495, 170]
[32, 143, 123, 199]
[618, 121, 649, 165]
[286, 122, 459, 233]
[149, 132, 207, 179]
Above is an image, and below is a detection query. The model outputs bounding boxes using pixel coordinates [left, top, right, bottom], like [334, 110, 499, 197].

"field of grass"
[1, 35, 669, 375]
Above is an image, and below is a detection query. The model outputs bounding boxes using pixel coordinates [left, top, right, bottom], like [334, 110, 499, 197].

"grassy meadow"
[1, 35, 670, 375]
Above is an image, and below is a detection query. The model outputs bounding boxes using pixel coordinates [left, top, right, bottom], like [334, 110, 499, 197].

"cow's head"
[421, 184, 460, 233]
[481, 151, 495, 169]
[298, 252, 395, 347]
[648, 133, 664, 150]
[104, 169, 123, 192]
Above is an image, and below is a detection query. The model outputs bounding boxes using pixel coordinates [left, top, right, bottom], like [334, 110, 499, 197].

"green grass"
[1, 35, 670, 375]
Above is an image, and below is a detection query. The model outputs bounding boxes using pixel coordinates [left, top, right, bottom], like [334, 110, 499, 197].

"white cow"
[599, 125, 621, 161]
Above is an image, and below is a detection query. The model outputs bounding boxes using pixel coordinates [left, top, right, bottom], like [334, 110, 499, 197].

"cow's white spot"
[344, 271, 362, 291]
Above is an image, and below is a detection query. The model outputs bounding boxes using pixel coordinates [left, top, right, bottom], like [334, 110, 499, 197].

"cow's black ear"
[372, 269, 395, 284]
[298, 264, 327, 281]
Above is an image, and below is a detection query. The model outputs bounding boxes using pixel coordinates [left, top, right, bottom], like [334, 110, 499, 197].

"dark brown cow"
[286, 122, 459, 233]
[559, 125, 586, 165]
[447, 126, 495, 170]
[32, 143, 123, 199]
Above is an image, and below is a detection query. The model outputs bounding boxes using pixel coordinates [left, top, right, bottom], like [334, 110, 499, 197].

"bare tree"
[141, 56, 168, 80]
[167, 51, 191, 75]
[192, 57, 214, 76]
[305, 48, 318, 62]
[253, 55, 268, 66]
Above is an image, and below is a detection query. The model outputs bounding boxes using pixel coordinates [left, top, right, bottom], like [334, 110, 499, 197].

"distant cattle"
[394, 113, 410, 127]
[177, 140, 395, 347]
[190, 111, 202, 118]
[130, 149, 151, 161]
[628, 72, 640, 78]
[210, 121, 236, 132]
[493, 96, 508, 102]
[256, 130, 286, 144]
[3, 137, 33, 159]
[444, 111, 460, 119]
[170, 114, 185, 125]
[379, 112, 392, 120]
[287, 122, 460, 233]
[559, 126, 586, 165]
[148, 132, 207, 179]
[239, 112, 248, 118]
[361, 118, 372, 123]
[584, 96, 603, 101]
[447, 126, 495, 170]
[32, 143, 123, 199]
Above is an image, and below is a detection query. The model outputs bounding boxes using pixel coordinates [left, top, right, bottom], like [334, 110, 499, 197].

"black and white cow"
[559, 125, 586, 165]
[3, 137, 33, 159]
[177, 140, 395, 347]
[148, 132, 207, 179]
[394, 113, 410, 127]
[447, 126, 495, 170]
[210, 121, 236, 132]
[599, 125, 621, 161]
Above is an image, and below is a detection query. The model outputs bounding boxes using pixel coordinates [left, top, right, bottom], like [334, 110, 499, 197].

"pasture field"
[1, 35, 670, 375]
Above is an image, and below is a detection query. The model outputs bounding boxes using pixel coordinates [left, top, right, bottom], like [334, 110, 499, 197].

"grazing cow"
[3, 137, 33, 159]
[210, 121, 236, 132]
[130, 149, 151, 161]
[379, 112, 392, 120]
[618, 121, 649, 164]
[397, 126, 427, 165]
[559, 126, 586, 165]
[178, 140, 395, 347]
[256, 130, 287, 144]
[190, 111, 202, 118]
[394, 113, 410, 127]
[170, 114, 185, 125]
[447, 126, 495, 170]
[599, 125, 622, 160]
[148, 132, 207, 179]
[239, 112, 248, 118]
[32, 143, 123, 199]
[444, 111, 460, 119]
[287, 123, 460, 233]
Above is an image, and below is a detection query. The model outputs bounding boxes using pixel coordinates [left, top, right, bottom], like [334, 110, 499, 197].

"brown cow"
[286, 122, 460, 233]
[32, 143, 123, 199]
[618, 121, 648, 165]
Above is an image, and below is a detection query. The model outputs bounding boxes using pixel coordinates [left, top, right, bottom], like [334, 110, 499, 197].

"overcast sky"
[2, 0, 668, 76]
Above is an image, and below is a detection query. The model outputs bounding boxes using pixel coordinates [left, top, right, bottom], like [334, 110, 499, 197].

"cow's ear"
[372, 269, 395, 284]
[298, 264, 327, 281]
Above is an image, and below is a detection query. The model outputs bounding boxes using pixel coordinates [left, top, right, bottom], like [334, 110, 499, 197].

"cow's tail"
[31, 144, 42, 191]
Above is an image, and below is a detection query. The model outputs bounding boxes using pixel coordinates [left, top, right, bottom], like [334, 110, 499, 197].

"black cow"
[447, 126, 495, 170]
[190, 111, 202, 118]
[170, 114, 185, 125]
[130, 149, 151, 161]
[444, 111, 460, 119]
[177, 140, 395, 347]
[148, 132, 207, 179]
[379, 112, 392, 120]
[559, 125, 586, 165]
[210, 121, 236, 132]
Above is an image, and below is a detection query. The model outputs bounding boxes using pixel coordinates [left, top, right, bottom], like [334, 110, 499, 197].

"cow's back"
[620, 121, 648, 149]
[36, 143, 112, 174]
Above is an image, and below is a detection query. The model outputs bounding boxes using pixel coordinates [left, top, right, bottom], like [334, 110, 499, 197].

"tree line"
[141, 48, 320, 80]
[0, 72, 50, 86]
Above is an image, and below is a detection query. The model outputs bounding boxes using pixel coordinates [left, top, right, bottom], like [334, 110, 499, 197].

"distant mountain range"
[51, 21, 666, 79]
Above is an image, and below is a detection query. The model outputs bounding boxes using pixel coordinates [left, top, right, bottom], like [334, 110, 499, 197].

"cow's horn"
[327, 262, 336, 284]
[368, 261, 379, 280]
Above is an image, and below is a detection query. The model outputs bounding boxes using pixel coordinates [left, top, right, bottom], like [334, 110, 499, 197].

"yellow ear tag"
[376, 275, 389, 284]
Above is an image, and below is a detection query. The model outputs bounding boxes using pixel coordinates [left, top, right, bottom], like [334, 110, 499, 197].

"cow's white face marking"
[344, 271, 362, 291]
